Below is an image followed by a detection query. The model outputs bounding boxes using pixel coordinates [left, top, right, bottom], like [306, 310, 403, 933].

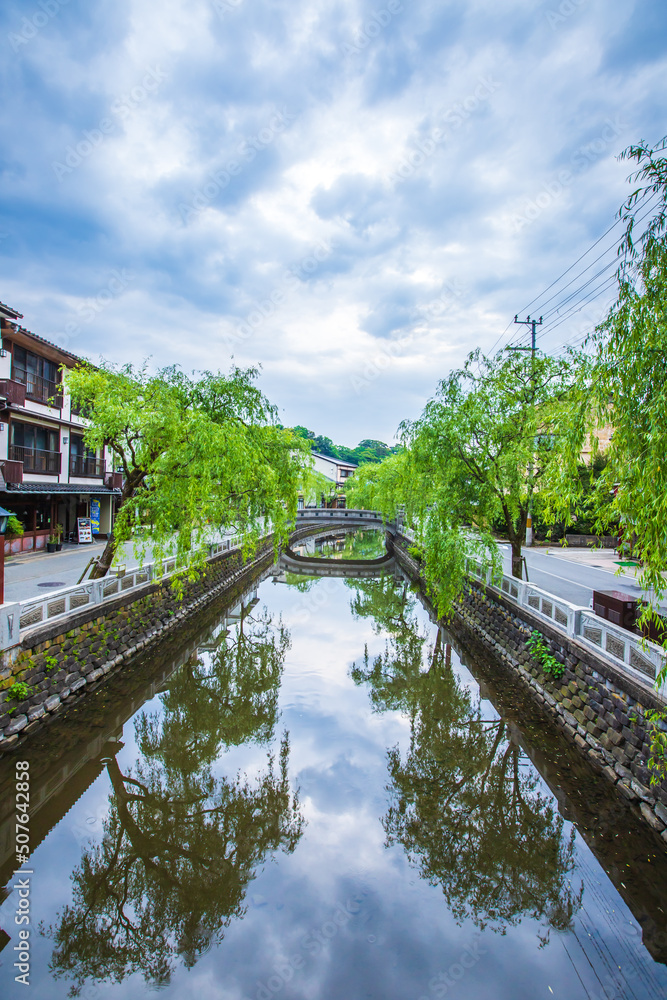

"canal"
[1, 528, 666, 999]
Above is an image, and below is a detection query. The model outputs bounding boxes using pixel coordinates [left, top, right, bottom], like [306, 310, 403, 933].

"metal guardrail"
[4, 506, 663, 701]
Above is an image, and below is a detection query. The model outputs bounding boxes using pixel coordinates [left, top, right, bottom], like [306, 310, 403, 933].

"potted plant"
[55, 523, 64, 551]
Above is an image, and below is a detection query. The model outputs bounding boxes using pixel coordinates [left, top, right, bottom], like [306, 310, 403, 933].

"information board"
[90, 498, 101, 535]
[77, 518, 93, 544]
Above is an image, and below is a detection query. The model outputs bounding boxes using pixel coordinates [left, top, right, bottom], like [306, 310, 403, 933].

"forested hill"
[290, 427, 402, 465]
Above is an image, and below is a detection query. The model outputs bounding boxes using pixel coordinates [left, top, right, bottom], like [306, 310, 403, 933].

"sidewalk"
[539, 544, 641, 577]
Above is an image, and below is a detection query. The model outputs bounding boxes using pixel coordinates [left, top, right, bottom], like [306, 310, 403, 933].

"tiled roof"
[0, 300, 23, 320]
[12, 325, 83, 364]
[4, 483, 120, 495]
[311, 451, 358, 467]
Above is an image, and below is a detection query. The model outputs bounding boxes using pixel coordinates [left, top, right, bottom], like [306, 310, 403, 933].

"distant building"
[310, 451, 357, 487]
[0, 299, 120, 554]
[580, 425, 613, 465]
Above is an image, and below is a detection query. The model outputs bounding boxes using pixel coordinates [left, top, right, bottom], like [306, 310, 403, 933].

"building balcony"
[0, 379, 27, 407]
[9, 444, 61, 475]
[12, 367, 63, 408]
[69, 455, 106, 478]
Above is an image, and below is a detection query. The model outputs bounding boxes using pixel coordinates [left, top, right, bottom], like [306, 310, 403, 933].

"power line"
[502, 194, 661, 354]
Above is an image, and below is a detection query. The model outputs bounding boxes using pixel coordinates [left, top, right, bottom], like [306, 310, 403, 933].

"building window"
[69, 435, 105, 477]
[12, 345, 62, 406]
[9, 421, 61, 474]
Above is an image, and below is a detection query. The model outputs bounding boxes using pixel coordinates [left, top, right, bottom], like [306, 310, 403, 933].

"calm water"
[1, 529, 666, 1000]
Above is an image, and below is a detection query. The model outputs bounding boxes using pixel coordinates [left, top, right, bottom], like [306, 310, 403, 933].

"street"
[4, 540, 142, 604]
[499, 543, 667, 614]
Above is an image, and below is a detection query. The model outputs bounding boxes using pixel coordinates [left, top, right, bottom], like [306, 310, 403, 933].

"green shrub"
[525, 631, 565, 679]
[5, 680, 32, 703]
[6, 515, 24, 537]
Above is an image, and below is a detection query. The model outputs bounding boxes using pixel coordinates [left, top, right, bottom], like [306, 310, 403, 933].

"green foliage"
[289, 425, 401, 465]
[349, 348, 580, 612]
[543, 137, 667, 679]
[65, 362, 312, 579]
[525, 631, 565, 679]
[5, 680, 32, 703]
[645, 708, 667, 786]
[6, 515, 24, 537]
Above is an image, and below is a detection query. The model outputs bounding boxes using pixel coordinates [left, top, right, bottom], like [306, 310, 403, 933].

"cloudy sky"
[1, 0, 665, 446]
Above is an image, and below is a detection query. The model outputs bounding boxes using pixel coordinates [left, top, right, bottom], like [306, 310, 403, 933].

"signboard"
[77, 518, 93, 544]
[90, 498, 101, 535]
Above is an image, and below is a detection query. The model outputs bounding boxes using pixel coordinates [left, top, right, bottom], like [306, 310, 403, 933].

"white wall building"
[310, 451, 357, 488]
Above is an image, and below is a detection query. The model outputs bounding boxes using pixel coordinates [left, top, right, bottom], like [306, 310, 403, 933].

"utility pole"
[507, 315, 542, 548]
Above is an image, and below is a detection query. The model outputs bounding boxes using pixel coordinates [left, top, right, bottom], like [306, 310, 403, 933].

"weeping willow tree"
[546, 136, 667, 617]
[64, 362, 312, 578]
[348, 348, 581, 614]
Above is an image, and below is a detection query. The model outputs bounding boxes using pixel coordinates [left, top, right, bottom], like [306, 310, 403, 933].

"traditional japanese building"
[0, 299, 121, 554]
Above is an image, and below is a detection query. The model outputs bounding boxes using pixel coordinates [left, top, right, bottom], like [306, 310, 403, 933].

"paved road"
[498, 544, 667, 614]
[4, 541, 142, 603]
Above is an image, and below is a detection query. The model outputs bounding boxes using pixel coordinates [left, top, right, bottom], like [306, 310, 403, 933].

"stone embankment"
[0, 526, 318, 751]
[392, 535, 667, 843]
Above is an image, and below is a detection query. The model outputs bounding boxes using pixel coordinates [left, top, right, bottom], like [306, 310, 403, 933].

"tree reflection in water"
[44, 604, 303, 996]
[350, 576, 583, 939]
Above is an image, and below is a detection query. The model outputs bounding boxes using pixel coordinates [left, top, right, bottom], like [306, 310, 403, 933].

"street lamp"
[0, 505, 10, 604]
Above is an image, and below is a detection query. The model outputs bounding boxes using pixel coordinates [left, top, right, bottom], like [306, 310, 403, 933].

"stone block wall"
[392, 536, 667, 843]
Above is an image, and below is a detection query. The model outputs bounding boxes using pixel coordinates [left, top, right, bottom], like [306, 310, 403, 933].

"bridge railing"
[0, 510, 390, 650]
[295, 508, 387, 524]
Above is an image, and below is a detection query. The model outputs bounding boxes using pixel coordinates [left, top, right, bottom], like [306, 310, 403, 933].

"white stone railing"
[295, 508, 387, 524]
[0, 510, 375, 650]
[464, 559, 667, 699]
[0, 528, 248, 652]
[390, 520, 666, 697]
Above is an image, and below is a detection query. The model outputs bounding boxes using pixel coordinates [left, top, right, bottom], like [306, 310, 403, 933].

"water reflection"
[292, 528, 387, 561]
[0, 537, 664, 999]
[43, 604, 303, 995]
[350, 577, 583, 940]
